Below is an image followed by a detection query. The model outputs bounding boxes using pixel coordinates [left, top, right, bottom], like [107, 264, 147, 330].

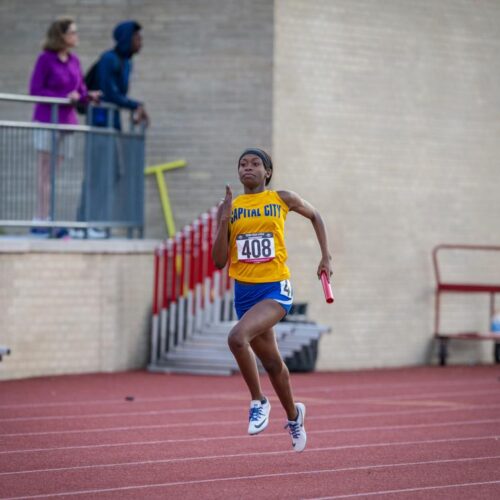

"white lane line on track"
[1, 387, 499, 423]
[1, 417, 499, 454]
[3, 402, 499, 440]
[1, 401, 500, 440]
[1, 435, 499, 477]
[306, 479, 500, 499]
[0, 404, 245, 422]
[3, 455, 500, 499]
[0, 377, 498, 410]
[0, 393, 248, 410]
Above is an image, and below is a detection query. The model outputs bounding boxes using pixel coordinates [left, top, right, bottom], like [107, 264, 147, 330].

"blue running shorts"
[234, 279, 294, 319]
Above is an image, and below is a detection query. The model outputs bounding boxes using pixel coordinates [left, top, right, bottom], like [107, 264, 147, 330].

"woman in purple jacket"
[29, 17, 99, 236]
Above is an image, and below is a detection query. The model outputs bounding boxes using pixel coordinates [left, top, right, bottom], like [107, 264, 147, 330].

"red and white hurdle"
[149, 206, 234, 365]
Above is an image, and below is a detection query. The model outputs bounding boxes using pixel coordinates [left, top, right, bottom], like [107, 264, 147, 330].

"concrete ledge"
[0, 238, 160, 254]
[0, 241, 157, 380]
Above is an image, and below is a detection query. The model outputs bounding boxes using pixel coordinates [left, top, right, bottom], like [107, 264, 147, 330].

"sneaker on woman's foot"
[30, 227, 50, 238]
[248, 398, 271, 435]
[284, 402, 307, 452]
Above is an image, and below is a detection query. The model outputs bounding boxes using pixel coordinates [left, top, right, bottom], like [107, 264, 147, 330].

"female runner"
[212, 148, 333, 452]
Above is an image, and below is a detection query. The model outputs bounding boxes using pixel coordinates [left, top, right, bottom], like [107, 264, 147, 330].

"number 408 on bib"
[236, 232, 276, 263]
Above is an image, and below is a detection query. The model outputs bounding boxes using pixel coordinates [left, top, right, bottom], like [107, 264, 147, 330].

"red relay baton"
[320, 271, 335, 304]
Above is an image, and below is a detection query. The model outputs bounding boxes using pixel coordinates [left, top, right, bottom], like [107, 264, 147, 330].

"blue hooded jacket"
[92, 20, 142, 129]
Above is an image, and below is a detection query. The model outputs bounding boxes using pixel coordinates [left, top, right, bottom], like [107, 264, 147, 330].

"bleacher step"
[150, 312, 330, 375]
[148, 363, 233, 376]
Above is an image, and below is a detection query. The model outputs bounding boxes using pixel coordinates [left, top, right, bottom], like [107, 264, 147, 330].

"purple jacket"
[29, 50, 88, 124]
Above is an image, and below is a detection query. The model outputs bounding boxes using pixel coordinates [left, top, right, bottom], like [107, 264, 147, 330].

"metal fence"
[0, 93, 145, 238]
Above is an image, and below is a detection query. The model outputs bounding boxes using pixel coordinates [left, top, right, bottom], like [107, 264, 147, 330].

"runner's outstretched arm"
[277, 190, 333, 280]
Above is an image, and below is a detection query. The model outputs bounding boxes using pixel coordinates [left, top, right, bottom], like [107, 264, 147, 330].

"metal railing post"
[49, 103, 58, 236]
[106, 107, 115, 235]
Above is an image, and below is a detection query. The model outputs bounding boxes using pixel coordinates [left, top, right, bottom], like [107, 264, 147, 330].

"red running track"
[0, 366, 499, 499]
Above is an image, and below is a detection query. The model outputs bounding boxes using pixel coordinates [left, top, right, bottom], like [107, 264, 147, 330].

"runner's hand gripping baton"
[320, 271, 335, 304]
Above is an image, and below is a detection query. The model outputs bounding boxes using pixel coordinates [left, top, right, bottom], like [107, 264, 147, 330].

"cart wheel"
[438, 339, 448, 366]
[494, 342, 500, 364]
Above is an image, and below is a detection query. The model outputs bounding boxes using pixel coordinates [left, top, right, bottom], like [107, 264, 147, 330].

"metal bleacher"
[151, 314, 330, 376]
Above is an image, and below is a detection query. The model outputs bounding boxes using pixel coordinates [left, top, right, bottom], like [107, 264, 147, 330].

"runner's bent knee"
[260, 357, 285, 376]
[227, 327, 249, 351]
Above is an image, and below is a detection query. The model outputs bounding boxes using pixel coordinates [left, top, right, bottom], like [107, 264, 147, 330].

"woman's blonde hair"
[43, 17, 75, 52]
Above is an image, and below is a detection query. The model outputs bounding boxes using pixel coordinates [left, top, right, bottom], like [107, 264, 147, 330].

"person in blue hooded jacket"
[72, 20, 148, 238]
[92, 20, 149, 129]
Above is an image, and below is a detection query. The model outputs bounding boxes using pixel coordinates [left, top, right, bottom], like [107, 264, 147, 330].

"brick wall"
[0, 240, 156, 380]
[274, 0, 500, 368]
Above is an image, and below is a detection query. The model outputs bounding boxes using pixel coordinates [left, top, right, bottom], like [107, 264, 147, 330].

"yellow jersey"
[228, 190, 290, 283]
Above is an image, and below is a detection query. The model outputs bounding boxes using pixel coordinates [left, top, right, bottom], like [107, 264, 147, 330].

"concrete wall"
[0, 240, 156, 380]
[273, 0, 500, 368]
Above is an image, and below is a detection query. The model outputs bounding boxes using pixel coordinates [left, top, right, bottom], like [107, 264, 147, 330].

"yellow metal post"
[145, 160, 187, 237]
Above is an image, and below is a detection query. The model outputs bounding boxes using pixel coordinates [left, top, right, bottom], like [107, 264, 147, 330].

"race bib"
[280, 279, 292, 298]
[236, 232, 275, 263]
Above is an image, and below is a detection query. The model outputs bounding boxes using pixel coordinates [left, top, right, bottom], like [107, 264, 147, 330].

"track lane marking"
[3, 402, 500, 441]
[3, 455, 500, 499]
[1, 388, 498, 423]
[0, 378, 498, 410]
[1, 417, 499, 454]
[367, 399, 470, 409]
[0, 435, 499, 476]
[2, 405, 500, 439]
[306, 479, 500, 499]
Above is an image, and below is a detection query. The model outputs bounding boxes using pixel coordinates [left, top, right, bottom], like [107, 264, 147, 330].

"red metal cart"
[433, 244, 500, 365]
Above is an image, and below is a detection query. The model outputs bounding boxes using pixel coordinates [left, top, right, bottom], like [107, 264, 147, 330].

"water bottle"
[491, 312, 500, 335]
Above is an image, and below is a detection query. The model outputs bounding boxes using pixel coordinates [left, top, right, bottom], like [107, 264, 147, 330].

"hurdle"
[148, 205, 235, 369]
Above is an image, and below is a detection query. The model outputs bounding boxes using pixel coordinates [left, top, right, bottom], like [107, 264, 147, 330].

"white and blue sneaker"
[285, 402, 307, 452]
[248, 398, 271, 435]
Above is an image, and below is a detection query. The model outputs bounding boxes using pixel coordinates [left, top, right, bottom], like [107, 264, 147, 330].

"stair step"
[151, 319, 330, 375]
[148, 363, 233, 376]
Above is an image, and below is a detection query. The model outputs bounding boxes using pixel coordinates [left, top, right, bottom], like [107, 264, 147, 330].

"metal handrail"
[0, 92, 145, 135]
[432, 244, 500, 288]
[0, 120, 116, 134]
[0, 120, 144, 137]
[0, 92, 117, 109]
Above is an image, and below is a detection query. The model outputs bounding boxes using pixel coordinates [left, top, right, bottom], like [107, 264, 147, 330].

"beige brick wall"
[273, 0, 500, 368]
[0, 240, 157, 380]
